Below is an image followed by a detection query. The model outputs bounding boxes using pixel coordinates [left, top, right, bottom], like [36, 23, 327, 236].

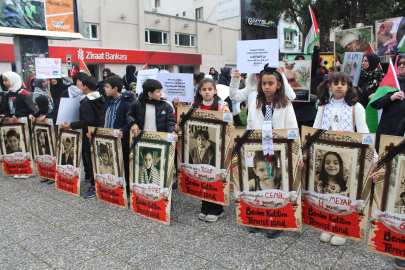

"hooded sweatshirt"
[70, 91, 105, 150]
[2, 71, 37, 117]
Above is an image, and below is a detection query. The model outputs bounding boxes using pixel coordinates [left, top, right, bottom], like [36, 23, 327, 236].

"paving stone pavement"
[0, 172, 396, 269]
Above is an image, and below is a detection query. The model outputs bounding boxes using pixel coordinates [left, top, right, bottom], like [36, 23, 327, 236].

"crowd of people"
[0, 43, 405, 269]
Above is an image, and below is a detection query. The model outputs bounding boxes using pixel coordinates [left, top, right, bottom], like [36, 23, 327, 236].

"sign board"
[137, 69, 159, 93]
[157, 73, 194, 103]
[56, 97, 81, 125]
[35, 58, 62, 79]
[217, 0, 240, 21]
[66, 55, 72, 69]
[237, 39, 279, 73]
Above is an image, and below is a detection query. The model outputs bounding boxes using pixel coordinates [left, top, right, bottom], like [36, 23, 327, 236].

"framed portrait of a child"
[31, 118, 56, 181]
[0, 117, 34, 176]
[368, 134, 405, 259]
[89, 127, 127, 209]
[55, 127, 82, 196]
[177, 107, 233, 206]
[301, 126, 375, 242]
[230, 129, 302, 231]
[129, 131, 175, 225]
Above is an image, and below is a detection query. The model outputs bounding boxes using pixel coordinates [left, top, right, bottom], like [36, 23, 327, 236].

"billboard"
[0, 0, 81, 38]
[217, 0, 240, 21]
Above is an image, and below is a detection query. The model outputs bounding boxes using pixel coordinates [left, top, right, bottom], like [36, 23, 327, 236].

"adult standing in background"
[33, 78, 53, 112]
[123, 65, 136, 91]
[208, 67, 219, 84]
[357, 53, 383, 108]
[96, 68, 111, 97]
[25, 73, 36, 93]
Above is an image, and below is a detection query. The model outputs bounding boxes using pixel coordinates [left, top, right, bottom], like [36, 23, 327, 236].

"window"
[195, 7, 203, 20]
[83, 23, 99, 40]
[145, 30, 168, 45]
[298, 33, 302, 50]
[175, 33, 196, 47]
[155, 0, 160, 8]
[183, 11, 186, 16]
[284, 31, 293, 42]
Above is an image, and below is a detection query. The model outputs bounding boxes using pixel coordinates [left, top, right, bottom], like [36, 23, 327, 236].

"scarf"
[3, 71, 22, 93]
[365, 53, 380, 71]
[68, 85, 85, 100]
[262, 103, 274, 178]
[321, 98, 352, 132]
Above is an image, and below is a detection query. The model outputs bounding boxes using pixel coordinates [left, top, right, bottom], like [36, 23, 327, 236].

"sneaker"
[19, 175, 28, 179]
[83, 186, 96, 199]
[198, 213, 207, 220]
[13, 175, 20, 179]
[248, 227, 261, 233]
[266, 229, 282, 239]
[46, 180, 55, 185]
[394, 258, 405, 270]
[40, 178, 49, 183]
[330, 236, 347, 246]
[205, 212, 224, 222]
[320, 232, 332, 243]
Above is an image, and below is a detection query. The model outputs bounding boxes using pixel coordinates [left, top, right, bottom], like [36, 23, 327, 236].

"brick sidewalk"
[0, 173, 395, 269]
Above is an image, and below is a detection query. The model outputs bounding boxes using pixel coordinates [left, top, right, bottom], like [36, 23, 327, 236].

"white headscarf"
[3, 71, 22, 93]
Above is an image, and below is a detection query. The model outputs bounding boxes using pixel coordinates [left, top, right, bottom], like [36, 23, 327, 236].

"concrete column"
[169, 17, 176, 51]
[99, 0, 108, 48]
[138, 0, 146, 50]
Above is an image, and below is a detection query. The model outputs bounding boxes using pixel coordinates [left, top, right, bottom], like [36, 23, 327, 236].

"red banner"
[178, 171, 227, 204]
[56, 173, 79, 196]
[95, 181, 126, 207]
[36, 162, 56, 180]
[302, 198, 364, 239]
[2, 160, 33, 175]
[369, 221, 405, 258]
[237, 199, 300, 229]
[131, 191, 168, 223]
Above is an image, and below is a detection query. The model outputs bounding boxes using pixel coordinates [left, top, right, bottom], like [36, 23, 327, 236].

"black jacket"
[218, 74, 231, 86]
[70, 93, 105, 151]
[371, 76, 405, 149]
[293, 46, 324, 123]
[126, 93, 175, 133]
[3, 88, 37, 117]
[101, 91, 135, 146]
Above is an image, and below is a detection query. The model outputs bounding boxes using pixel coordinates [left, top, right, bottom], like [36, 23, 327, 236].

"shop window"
[83, 23, 99, 40]
[179, 65, 194, 73]
[195, 7, 203, 20]
[145, 30, 168, 45]
[155, 0, 160, 8]
[175, 33, 196, 47]
[149, 64, 169, 71]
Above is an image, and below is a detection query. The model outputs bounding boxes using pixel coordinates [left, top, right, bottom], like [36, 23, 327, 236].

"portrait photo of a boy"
[248, 151, 282, 191]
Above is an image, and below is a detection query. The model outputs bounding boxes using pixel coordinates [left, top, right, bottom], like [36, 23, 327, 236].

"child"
[314, 72, 378, 246]
[61, 76, 105, 199]
[246, 64, 301, 238]
[248, 151, 281, 191]
[328, 67, 336, 76]
[189, 78, 230, 223]
[102, 75, 135, 196]
[99, 145, 114, 175]
[139, 148, 160, 185]
[126, 79, 176, 136]
[189, 129, 215, 166]
[5, 129, 22, 154]
[129, 82, 137, 92]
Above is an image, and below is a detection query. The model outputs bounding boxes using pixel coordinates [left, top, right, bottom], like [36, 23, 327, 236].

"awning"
[284, 28, 298, 35]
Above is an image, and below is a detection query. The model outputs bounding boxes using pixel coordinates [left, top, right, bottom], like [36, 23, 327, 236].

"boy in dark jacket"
[61, 76, 105, 199]
[127, 79, 176, 136]
[102, 75, 135, 195]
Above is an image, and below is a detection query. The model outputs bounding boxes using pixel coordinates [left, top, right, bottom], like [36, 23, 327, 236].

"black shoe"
[248, 227, 261, 233]
[394, 259, 405, 270]
[266, 229, 282, 239]
[172, 180, 178, 189]
[40, 178, 49, 183]
[47, 180, 55, 185]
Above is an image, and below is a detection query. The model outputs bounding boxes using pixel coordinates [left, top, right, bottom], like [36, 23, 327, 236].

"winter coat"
[50, 78, 68, 102]
[101, 91, 135, 146]
[218, 74, 231, 86]
[247, 103, 298, 130]
[126, 93, 175, 133]
[358, 68, 383, 108]
[3, 88, 37, 117]
[70, 92, 105, 151]
[370, 76, 405, 148]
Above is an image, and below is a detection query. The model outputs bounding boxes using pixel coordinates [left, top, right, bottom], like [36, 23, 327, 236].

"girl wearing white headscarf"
[0, 71, 37, 118]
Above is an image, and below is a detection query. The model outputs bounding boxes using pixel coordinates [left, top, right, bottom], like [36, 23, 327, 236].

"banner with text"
[237, 39, 279, 73]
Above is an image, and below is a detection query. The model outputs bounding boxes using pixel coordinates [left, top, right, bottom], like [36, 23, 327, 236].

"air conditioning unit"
[152, 8, 157, 12]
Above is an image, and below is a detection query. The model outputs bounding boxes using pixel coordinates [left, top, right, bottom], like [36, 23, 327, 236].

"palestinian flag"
[304, 6, 320, 54]
[366, 43, 382, 70]
[398, 17, 405, 53]
[366, 60, 400, 133]
[398, 34, 405, 53]
[79, 57, 91, 76]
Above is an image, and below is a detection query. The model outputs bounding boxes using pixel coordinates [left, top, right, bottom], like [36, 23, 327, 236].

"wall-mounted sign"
[217, 0, 240, 21]
[244, 18, 275, 28]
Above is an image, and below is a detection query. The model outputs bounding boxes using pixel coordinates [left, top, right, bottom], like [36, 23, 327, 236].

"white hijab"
[3, 71, 22, 93]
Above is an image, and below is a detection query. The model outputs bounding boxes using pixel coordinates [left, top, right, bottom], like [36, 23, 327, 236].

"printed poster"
[376, 17, 405, 56]
[279, 60, 312, 102]
[89, 127, 128, 208]
[31, 118, 57, 181]
[45, 0, 75, 32]
[55, 127, 82, 196]
[342, 52, 364, 87]
[177, 107, 232, 206]
[301, 126, 375, 242]
[237, 39, 279, 74]
[0, 118, 34, 176]
[334, 27, 373, 64]
[368, 135, 405, 259]
[136, 69, 159, 93]
[129, 131, 175, 225]
[157, 73, 194, 103]
[230, 129, 302, 231]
